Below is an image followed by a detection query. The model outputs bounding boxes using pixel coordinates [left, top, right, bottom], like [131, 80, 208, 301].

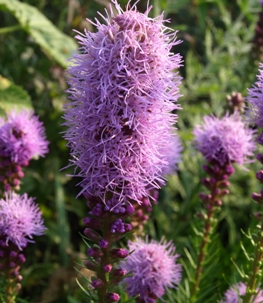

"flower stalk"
[83, 196, 133, 301]
[192, 111, 255, 302]
[243, 154, 263, 303]
[190, 163, 232, 302]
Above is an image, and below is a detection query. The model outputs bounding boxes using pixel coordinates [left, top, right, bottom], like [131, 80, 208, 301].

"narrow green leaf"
[54, 158, 70, 267]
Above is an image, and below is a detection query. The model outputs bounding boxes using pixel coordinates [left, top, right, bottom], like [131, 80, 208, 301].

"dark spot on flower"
[11, 128, 23, 139]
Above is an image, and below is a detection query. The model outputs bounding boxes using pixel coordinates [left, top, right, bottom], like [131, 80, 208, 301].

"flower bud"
[225, 165, 235, 176]
[257, 153, 263, 164]
[17, 170, 25, 179]
[99, 239, 109, 249]
[84, 260, 98, 271]
[214, 200, 222, 206]
[103, 264, 112, 273]
[84, 228, 101, 242]
[87, 247, 103, 258]
[83, 217, 101, 229]
[106, 292, 120, 302]
[202, 164, 213, 175]
[91, 278, 104, 289]
[218, 180, 230, 188]
[110, 248, 129, 259]
[125, 204, 135, 215]
[112, 268, 127, 277]
[252, 192, 263, 204]
[18, 254, 26, 264]
[256, 170, 263, 183]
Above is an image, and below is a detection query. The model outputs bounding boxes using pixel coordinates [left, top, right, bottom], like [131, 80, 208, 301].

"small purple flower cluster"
[0, 191, 46, 250]
[194, 112, 256, 167]
[0, 191, 46, 298]
[221, 282, 263, 303]
[0, 109, 49, 191]
[121, 237, 182, 303]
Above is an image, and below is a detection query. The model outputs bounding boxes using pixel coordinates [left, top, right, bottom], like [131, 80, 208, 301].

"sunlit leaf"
[0, 75, 32, 115]
[0, 0, 77, 67]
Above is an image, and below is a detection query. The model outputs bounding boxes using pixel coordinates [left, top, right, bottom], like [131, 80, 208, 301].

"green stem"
[243, 222, 263, 303]
[190, 205, 216, 302]
[153, 0, 161, 17]
[190, 162, 232, 302]
[0, 25, 22, 34]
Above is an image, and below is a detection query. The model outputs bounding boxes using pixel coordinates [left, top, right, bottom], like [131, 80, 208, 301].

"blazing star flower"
[246, 64, 263, 128]
[63, 0, 182, 203]
[0, 191, 46, 250]
[193, 112, 256, 166]
[0, 109, 49, 165]
[220, 282, 263, 303]
[120, 237, 182, 302]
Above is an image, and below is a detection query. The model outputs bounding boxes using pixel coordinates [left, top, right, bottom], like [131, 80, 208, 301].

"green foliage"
[0, 75, 32, 115]
[0, 0, 77, 67]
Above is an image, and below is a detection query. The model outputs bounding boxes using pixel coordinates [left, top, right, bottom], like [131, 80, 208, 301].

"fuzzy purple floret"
[0, 109, 49, 165]
[246, 63, 263, 128]
[121, 237, 182, 302]
[0, 191, 46, 250]
[193, 112, 256, 166]
[63, 1, 182, 203]
[220, 282, 263, 303]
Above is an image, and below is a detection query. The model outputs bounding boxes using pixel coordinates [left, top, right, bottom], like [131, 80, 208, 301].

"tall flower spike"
[190, 112, 256, 302]
[0, 191, 46, 250]
[246, 63, 263, 128]
[0, 109, 49, 165]
[193, 112, 256, 167]
[121, 237, 182, 302]
[63, 0, 183, 203]
[243, 64, 263, 303]
[220, 282, 263, 303]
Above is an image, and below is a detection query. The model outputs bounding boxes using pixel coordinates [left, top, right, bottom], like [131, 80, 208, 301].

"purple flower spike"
[220, 282, 263, 303]
[193, 112, 256, 166]
[121, 237, 182, 302]
[0, 191, 46, 250]
[246, 63, 263, 128]
[63, 0, 183, 203]
[0, 109, 49, 165]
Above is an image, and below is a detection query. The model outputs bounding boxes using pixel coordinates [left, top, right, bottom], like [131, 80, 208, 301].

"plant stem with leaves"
[190, 163, 232, 302]
[243, 153, 263, 303]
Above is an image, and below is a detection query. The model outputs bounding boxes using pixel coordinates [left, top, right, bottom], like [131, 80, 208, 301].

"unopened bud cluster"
[198, 163, 233, 211]
[0, 238, 25, 295]
[131, 190, 158, 235]
[225, 92, 245, 113]
[83, 196, 134, 302]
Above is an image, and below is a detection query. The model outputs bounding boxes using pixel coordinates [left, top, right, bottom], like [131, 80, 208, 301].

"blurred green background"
[0, 0, 262, 302]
